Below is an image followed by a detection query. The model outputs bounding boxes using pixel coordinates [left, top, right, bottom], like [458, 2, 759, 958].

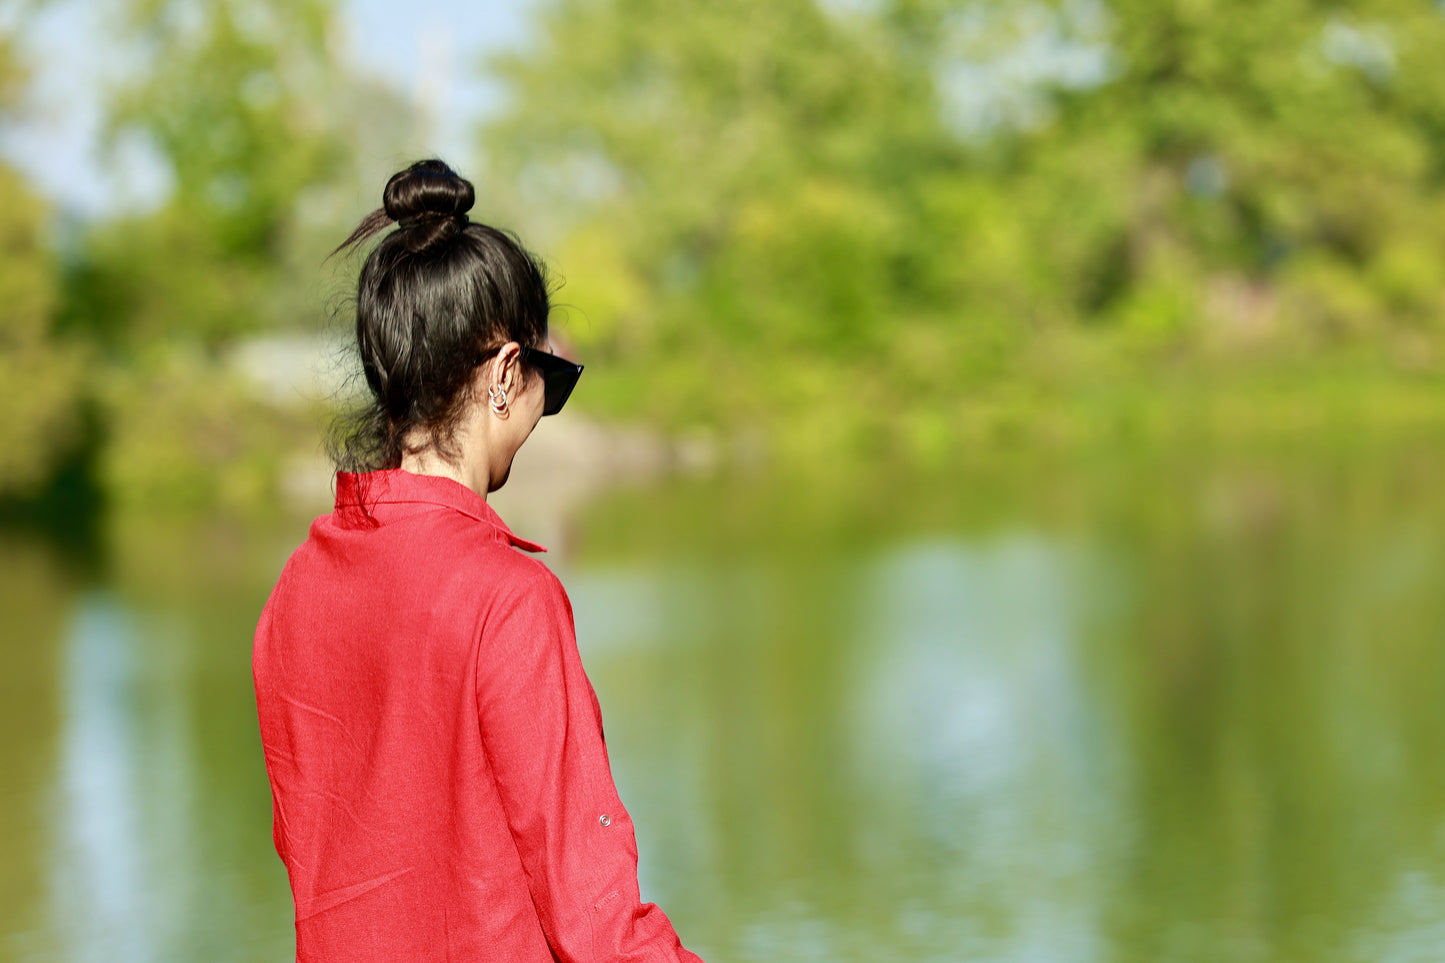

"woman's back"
[254, 468, 704, 962]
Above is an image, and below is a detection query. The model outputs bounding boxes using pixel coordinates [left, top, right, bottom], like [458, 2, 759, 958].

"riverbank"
[274, 413, 743, 542]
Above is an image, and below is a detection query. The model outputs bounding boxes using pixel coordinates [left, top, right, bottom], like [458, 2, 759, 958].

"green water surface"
[4, 443, 1445, 963]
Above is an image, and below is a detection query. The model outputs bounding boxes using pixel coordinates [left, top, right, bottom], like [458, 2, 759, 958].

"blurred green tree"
[0, 27, 85, 498]
[989, 0, 1445, 355]
[483, 0, 951, 434]
[69, 0, 401, 348]
[58, 0, 413, 510]
[482, 0, 1445, 456]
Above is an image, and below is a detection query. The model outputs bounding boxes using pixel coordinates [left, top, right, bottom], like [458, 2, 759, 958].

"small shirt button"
[599, 814, 611, 827]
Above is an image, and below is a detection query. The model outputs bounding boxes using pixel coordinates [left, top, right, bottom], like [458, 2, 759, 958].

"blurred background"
[4, 0, 1445, 960]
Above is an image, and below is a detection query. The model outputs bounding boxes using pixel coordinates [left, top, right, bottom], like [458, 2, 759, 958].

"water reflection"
[4, 522, 296, 963]
[51, 596, 164, 963]
[566, 533, 1127, 962]
[1, 539, 68, 963]
[849, 536, 1123, 959]
[566, 448, 1445, 962]
[3, 446, 1445, 962]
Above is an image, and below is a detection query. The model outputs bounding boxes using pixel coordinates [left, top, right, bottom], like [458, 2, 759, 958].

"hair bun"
[382, 159, 475, 252]
[383, 158, 475, 221]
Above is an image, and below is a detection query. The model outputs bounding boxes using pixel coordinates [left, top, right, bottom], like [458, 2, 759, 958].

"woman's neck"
[399, 447, 487, 499]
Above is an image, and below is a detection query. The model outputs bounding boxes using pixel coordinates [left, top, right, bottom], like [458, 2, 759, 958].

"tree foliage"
[68, 0, 408, 350]
[483, 0, 1445, 451]
[54, 0, 414, 509]
[0, 27, 84, 498]
[13, 0, 1445, 508]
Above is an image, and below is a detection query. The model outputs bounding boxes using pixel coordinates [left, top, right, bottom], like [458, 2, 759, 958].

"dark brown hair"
[328, 158, 552, 472]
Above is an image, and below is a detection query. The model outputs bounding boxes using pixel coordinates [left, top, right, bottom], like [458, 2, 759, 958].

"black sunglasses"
[477, 344, 584, 416]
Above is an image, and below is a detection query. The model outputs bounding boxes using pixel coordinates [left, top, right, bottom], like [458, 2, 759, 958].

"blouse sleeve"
[475, 563, 707, 963]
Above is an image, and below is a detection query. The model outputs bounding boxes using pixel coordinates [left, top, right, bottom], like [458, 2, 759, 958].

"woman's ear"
[476, 342, 520, 401]
[493, 341, 522, 395]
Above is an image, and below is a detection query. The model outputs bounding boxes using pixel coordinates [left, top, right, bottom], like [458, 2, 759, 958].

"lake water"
[4, 442, 1445, 963]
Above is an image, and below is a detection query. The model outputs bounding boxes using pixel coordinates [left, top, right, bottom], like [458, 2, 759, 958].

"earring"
[487, 383, 509, 416]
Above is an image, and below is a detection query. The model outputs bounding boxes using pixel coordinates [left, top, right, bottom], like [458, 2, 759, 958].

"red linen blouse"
[252, 468, 706, 963]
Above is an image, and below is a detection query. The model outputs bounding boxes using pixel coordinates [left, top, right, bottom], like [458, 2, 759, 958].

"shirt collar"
[332, 468, 548, 553]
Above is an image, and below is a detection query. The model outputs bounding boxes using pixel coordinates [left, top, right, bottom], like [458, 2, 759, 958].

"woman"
[252, 159, 707, 963]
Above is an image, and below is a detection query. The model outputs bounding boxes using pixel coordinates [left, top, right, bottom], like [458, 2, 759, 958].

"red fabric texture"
[252, 468, 706, 963]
